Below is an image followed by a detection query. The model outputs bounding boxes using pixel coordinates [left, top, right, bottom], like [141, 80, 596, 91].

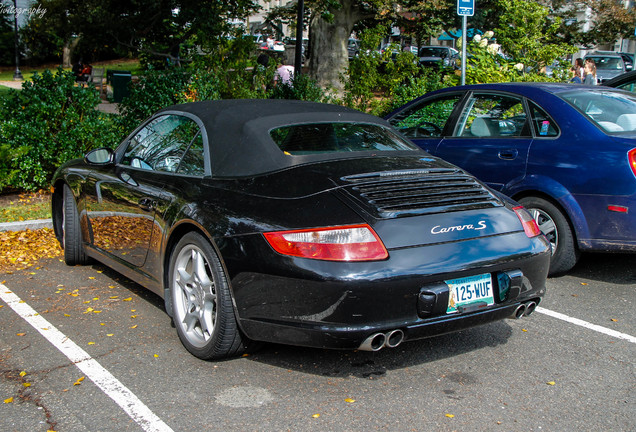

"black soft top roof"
[158, 99, 409, 178]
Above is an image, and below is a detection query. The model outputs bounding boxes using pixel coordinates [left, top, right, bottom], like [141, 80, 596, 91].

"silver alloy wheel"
[528, 207, 558, 255]
[172, 244, 217, 348]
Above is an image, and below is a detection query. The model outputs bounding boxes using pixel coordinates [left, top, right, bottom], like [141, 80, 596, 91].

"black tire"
[62, 184, 89, 266]
[518, 196, 580, 276]
[168, 232, 250, 360]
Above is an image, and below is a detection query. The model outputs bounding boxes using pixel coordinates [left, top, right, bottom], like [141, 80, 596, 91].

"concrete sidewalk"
[0, 219, 53, 232]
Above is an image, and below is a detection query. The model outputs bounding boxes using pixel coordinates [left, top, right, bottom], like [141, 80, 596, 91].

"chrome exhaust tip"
[358, 333, 386, 351]
[524, 301, 537, 316]
[385, 329, 405, 348]
[508, 303, 527, 319]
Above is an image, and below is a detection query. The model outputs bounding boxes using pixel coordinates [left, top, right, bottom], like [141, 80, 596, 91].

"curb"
[0, 219, 53, 232]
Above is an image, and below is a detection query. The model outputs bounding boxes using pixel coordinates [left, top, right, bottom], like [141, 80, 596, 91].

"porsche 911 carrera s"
[51, 99, 550, 359]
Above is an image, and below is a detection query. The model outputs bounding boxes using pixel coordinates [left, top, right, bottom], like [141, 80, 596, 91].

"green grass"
[0, 85, 12, 98]
[0, 192, 51, 223]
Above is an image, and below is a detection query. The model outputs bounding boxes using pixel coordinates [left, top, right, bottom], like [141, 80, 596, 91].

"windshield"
[587, 56, 624, 70]
[270, 123, 419, 155]
[559, 89, 636, 133]
[419, 48, 448, 57]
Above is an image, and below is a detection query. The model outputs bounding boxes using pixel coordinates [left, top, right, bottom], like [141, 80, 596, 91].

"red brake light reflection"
[629, 148, 636, 178]
[263, 224, 388, 261]
[513, 206, 542, 238]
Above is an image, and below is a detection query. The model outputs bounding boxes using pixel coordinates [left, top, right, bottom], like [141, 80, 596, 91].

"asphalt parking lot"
[1, 252, 634, 432]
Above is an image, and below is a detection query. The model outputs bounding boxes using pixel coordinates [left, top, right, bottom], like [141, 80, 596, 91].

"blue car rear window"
[559, 90, 636, 134]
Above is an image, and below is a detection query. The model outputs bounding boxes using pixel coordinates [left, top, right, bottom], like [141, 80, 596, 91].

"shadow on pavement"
[562, 252, 636, 285]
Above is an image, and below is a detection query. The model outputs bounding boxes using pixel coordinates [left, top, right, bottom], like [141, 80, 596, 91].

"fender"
[504, 174, 591, 249]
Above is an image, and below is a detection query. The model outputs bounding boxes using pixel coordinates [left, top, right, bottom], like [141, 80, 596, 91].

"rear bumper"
[225, 231, 550, 350]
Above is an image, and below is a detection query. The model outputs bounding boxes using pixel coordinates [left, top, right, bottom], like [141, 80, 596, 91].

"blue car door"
[429, 92, 533, 192]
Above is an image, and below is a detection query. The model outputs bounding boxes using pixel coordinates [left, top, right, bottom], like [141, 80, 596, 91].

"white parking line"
[0, 286, 174, 432]
[536, 306, 636, 344]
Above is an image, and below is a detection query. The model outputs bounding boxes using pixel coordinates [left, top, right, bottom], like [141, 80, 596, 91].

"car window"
[270, 123, 418, 155]
[559, 89, 636, 133]
[588, 56, 624, 71]
[122, 115, 201, 172]
[528, 102, 559, 137]
[176, 133, 205, 176]
[455, 94, 530, 138]
[616, 81, 636, 93]
[389, 94, 462, 139]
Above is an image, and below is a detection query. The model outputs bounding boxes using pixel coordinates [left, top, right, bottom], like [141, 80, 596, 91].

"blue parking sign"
[457, 0, 475, 16]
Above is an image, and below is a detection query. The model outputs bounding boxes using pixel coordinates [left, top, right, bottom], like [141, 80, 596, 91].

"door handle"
[498, 149, 518, 160]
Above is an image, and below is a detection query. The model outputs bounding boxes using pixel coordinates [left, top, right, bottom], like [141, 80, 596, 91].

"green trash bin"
[111, 72, 131, 103]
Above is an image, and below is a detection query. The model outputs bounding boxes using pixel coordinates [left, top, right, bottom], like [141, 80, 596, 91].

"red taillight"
[629, 148, 636, 178]
[263, 224, 388, 262]
[513, 206, 542, 238]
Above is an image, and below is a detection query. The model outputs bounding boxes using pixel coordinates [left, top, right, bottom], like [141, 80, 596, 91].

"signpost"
[457, 0, 475, 85]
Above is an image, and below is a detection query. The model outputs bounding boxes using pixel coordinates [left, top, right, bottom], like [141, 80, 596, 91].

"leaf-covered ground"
[0, 228, 62, 273]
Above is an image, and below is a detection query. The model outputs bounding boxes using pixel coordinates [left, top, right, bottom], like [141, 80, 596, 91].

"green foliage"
[494, 0, 576, 73]
[380, 69, 450, 116]
[0, 68, 118, 192]
[270, 73, 330, 102]
[343, 25, 423, 114]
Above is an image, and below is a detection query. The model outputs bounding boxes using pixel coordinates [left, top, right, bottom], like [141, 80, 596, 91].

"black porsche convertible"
[51, 99, 550, 360]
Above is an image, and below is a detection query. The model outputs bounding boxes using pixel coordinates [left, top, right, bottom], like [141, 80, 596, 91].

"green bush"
[270, 72, 330, 102]
[0, 68, 118, 192]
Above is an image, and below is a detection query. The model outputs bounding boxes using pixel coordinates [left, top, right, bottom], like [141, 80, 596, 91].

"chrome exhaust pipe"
[385, 329, 404, 348]
[358, 333, 386, 351]
[524, 301, 537, 316]
[508, 303, 526, 319]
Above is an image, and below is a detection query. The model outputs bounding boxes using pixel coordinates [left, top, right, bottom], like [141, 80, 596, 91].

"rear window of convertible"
[270, 123, 419, 155]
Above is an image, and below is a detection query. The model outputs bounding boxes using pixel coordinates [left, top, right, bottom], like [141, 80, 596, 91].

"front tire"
[518, 196, 580, 276]
[62, 184, 89, 265]
[169, 232, 249, 360]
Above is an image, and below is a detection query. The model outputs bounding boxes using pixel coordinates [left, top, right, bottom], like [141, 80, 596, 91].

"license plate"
[446, 273, 494, 314]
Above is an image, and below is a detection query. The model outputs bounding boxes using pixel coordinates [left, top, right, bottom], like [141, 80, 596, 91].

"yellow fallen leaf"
[154, 354, 159, 358]
[611, 319, 618, 322]
[83, 301, 91, 304]
[88, 277, 95, 280]
[109, 296, 119, 299]
[0, 305, 3, 308]
[106, 334, 114, 337]
[108, 285, 116, 289]
[19, 371, 26, 377]
[88, 342, 95, 345]
[445, 414, 455, 418]
[344, 398, 355, 403]
[312, 414, 320, 418]
[131, 315, 137, 318]
[92, 297, 99, 300]
[97, 270, 103, 273]
[546, 381, 556, 386]
[73, 377, 85, 386]
[64, 314, 71, 317]
[93, 310, 102, 314]
[123, 297, 132, 302]
[4, 397, 13, 403]
[522, 329, 528, 332]
[131, 309, 136, 312]
[581, 282, 588, 286]
[83, 307, 94, 314]
[22, 383, 31, 387]
[16, 333, 25, 336]
[130, 325, 138, 329]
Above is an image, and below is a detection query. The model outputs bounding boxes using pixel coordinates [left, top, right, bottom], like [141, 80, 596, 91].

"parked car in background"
[418, 46, 459, 69]
[619, 52, 634, 71]
[51, 99, 550, 359]
[604, 70, 636, 92]
[387, 83, 636, 275]
[584, 52, 628, 83]
[347, 38, 360, 59]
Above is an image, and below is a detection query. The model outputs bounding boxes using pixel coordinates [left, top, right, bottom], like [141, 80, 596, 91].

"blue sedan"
[386, 83, 636, 275]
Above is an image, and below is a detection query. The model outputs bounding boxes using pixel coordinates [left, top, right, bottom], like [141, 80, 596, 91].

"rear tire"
[62, 184, 89, 265]
[169, 232, 251, 360]
[518, 196, 579, 276]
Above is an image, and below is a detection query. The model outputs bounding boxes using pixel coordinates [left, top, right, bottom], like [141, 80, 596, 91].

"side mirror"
[85, 147, 114, 165]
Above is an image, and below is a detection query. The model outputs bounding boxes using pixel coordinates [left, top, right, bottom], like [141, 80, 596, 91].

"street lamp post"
[12, 0, 23, 81]
[294, 0, 304, 76]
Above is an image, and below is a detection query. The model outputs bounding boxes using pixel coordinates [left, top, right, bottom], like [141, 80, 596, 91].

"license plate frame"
[445, 273, 494, 314]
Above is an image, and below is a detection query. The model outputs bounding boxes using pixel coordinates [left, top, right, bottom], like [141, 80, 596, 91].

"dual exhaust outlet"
[358, 329, 404, 352]
[360, 300, 538, 351]
[508, 300, 538, 320]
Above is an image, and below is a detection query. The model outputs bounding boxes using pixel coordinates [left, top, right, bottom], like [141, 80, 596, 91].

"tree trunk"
[307, 0, 371, 94]
[62, 37, 80, 68]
